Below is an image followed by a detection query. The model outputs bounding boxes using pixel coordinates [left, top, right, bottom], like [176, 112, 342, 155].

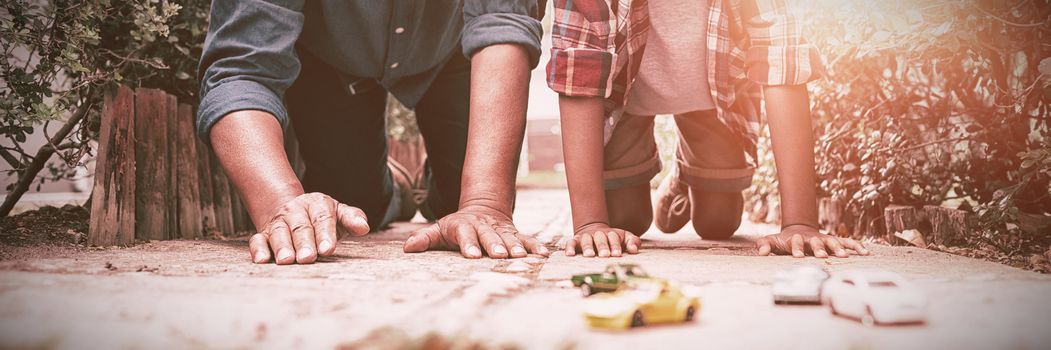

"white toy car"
[821, 270, 927, 326]
[772, 264, 830, 304]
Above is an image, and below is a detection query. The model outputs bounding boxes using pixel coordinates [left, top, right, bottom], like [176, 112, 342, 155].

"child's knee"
[692, 214, 741, 240]
[611, 210, 653, 236]
[606, 184, 654, 236]
[690, 191, 743, 240]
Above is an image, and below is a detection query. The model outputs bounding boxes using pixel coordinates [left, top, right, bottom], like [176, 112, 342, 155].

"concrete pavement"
[0, 189, 1049, 349]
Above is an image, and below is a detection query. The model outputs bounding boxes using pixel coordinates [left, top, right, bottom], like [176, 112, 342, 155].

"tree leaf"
[1039, 57, 1051, 80]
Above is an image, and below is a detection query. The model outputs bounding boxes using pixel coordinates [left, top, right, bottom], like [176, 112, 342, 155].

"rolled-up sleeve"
[462, 0, 544, 69]
[545, 0, 617, 98]
[739, 0, 825, 86]
[196, 0, 305, 144]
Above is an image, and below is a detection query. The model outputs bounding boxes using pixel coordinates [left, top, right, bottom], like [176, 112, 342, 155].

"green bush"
[746, 0, 1050, 240]
[1, 0, 207, 215]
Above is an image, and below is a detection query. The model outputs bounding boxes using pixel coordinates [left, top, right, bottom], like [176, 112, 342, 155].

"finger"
[267, 221, 296, 265]
[336, 203, 370, 237]
[756, 237, 772, 256]
[476, 223, 508, 258]
[624, 231, 641, 254]
[809, 236, 829, 258]
[823, 236, 848, 258]
[306, 197, 338, 256]
[790, 234, 805, 258]
[564, 236, 578, 256]
[606, 231, 623, 257]
[284, 207, 317, 264]
[580, 234, 596, 257]
[496, 228, 527, 258]
[403, 224, 448, 253]
[841, 238, 870, 255]
[518, 235, 550, 256]
[452, 223, 483, 259]
[249, 233, 272, 264]
[591, 231, 611, 258]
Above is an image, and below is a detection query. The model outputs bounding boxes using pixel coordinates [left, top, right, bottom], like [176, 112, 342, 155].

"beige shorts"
[602, 109, 754, 192]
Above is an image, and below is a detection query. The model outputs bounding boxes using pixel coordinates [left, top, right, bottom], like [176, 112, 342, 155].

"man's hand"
[564, 223, 641, 258]
[403, 206, 549, 258]
[755, 224, 870, 258]
[249, 192, 371, 264]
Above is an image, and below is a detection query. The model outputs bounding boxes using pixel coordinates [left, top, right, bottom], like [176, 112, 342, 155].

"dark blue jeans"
[286, 49, 469, 230]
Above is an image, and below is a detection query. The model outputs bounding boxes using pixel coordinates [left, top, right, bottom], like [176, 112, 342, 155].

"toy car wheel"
[861, 306, 876, 327]
[579, 283, 592, 297]
[684, 306, 696, 322]
[630, 310, 645, 328]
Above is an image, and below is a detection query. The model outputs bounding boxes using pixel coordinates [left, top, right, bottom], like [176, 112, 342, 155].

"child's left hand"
[755, 224, 870, 258]
[564, 223, 641, 258]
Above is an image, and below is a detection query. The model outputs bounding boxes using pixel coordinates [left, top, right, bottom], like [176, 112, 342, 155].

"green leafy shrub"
[1, 0, 208, 216]
[746, 0, 1050, 242]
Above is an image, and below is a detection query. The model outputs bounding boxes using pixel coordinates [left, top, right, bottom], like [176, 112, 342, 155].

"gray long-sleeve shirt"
[196, 0, 544, 142]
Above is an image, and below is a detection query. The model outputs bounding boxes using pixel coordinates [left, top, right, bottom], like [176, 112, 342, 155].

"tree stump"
[924, 205, 975, 246]
[174, 103, 203, 239]
[210, 152, 236, 236]
[87, 86, 137, 246]
[818, 197, 850, 237]
[133, 88, 171, 240]
[196, 139, 217, 234]
[884, 205, 923, 245]
[882, 204, 975, 246]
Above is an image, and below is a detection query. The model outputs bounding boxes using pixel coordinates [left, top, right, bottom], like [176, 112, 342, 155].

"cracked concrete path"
[1, 189, 1049, 349]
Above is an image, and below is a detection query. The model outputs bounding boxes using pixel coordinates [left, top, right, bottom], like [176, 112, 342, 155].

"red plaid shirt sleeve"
[736, 0, 825, 86]
[545, 0, 618, 98]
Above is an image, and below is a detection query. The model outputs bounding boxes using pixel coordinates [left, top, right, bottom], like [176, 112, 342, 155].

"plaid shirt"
[546, 0, 825, 161]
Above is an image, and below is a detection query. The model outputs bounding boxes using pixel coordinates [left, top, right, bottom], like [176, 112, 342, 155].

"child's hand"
[565, 223, 641, 257]
[755, 224, 870, 258]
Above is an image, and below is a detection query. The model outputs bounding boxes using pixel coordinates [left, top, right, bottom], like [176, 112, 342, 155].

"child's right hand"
[565, 223, 641, 257]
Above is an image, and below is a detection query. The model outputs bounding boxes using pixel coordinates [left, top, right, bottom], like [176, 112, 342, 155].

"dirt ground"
[1, 190, 1050, 349]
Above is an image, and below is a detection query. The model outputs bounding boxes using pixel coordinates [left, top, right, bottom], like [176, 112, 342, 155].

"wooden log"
[133, 88, 171, 240]
[229, 187, 247, 234]
[196, 139, 217, 235]
[87, 86, 137, 246]
[818, 197, 851, 237]
[174, 103, 203, 239]
[923, 205, 976, 246]
[210, 152, 236, 236]
[884, 205, 923, 245]
[165, 94, 180, 239]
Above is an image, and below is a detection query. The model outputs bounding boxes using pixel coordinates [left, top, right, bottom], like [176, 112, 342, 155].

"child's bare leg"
[606, 183, 653, 236]
[689, 189, 743, 240]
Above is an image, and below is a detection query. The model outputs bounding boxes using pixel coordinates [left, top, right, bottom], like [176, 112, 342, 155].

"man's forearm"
[459, 44, 532, 216]
[558, 96, 610, 230]
[764, 85, 820, 228]
[210, 110, 304, 229]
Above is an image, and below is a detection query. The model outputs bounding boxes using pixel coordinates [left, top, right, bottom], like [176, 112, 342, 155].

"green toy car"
[571, 264, 651, 296]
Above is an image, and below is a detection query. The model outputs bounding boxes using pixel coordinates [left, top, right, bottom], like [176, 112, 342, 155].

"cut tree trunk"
[196, 138, 217, 235]
[210, 152, 236, 236]
[174, 103, 203, 239]
[924, 205, 976, 246]
[87, 86, 136, 246]
[133, 88, 171, 240]
[884, 205, 923, 245]
[882, 204, 976, 246]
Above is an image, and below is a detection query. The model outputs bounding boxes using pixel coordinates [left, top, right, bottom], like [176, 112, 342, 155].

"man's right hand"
[249, 192, 371, 264]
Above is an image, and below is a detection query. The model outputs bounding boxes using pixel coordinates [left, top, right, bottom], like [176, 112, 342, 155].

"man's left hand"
[403, 206, 550, 258]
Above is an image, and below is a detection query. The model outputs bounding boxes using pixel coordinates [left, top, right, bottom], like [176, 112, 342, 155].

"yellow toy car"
[582, 279, 700, 330]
